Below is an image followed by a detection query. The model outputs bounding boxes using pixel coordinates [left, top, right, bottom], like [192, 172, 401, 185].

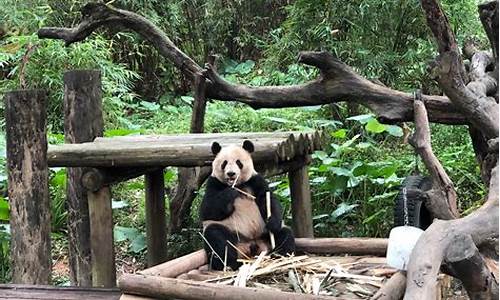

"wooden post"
[5, 89, 51, 284]
[63, 69, 103, 286]
[288, 160, 314, 238]
[88, 187, 115, 287]
[145, 169, 167, 266]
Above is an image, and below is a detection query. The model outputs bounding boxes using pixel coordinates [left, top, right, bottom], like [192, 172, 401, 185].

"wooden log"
[145, 169, 167, 267]
[0, 284, 121, 300]
[88, 187, 116, 287]
[141, 249, 207, 278]
[47, 141, 281, 167]
[288, 163, 314, 238]
[120, 294, 154, 300]
[443, 234, 499, 299]
[82, 167, 161, 192]
[371, 271, 406, 300]
[118, 273, 338, 300]
[296, 238, 388, 256]
[5, 90, 51, 284]
[64, 69, 103, 286]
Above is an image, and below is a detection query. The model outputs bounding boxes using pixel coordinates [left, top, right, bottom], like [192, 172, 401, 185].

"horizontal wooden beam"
[295, 237, 388, 256]
[119, 273, 338, 300]
[48, 131, 325, 168]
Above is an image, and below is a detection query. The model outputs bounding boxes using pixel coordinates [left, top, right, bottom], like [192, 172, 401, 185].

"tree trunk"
[64, 69, 103, 286]
[5, 89, 51, 284]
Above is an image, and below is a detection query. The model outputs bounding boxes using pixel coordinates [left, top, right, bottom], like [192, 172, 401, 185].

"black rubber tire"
[393, 175, 432, 230]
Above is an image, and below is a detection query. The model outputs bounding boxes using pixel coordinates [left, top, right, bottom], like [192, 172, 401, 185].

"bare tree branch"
[422, 0, 499, 139]
[409, 91, 459, 219]
[38, 3, 202, 80]
[37, 3, 468, 125]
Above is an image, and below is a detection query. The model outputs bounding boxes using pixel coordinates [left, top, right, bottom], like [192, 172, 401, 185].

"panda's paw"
[265, 218, 282, 233]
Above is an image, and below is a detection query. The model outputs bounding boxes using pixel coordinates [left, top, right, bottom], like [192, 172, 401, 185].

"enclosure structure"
[46, 129, 326, 287]
[1, 0, 498, 298]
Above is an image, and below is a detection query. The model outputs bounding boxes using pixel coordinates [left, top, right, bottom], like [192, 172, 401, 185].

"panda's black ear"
[242, 140, 254, 153]
[211, 142, 222, 155]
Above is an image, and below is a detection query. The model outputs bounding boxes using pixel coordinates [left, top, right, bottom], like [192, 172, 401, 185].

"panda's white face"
[211, 141, 256, 186]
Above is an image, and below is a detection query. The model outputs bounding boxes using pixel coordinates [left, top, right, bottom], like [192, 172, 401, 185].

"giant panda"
[200, 140, 295, 270]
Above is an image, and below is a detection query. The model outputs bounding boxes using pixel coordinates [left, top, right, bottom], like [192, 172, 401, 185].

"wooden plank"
[145, 169, 167, 267]
[288, 164, 314, 238]
[64, 69, 103, 286]
[118, 273, 339, 300]
[0, 284, 120, 300]
[5, 89, 51, 284]
[88, 187, 116, 287]
[296, 238, 388, 256]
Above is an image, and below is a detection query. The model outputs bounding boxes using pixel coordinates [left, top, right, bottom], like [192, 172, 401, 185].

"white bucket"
[386, 226, 424, 270]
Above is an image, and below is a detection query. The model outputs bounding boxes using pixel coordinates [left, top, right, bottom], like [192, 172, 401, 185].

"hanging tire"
[393, 175, 433, 230]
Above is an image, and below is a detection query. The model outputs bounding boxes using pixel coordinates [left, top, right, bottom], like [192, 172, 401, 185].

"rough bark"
[5, 90, 51, 284]
[63, 69, 103, 286]
[423, 0, 498, 139]
[443, 234, 499, 299]
[37, 3, 467, 125]
[409, 92, 459, 220]
[404, 165, 499, 299]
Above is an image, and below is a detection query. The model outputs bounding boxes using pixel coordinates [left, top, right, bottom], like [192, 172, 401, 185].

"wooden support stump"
[64, 69, 103, 286]
[5, 89, 51, 284]
[88, 187, 116, 287]
[145, 169, 167, 266]
[288, 160, 314, 238]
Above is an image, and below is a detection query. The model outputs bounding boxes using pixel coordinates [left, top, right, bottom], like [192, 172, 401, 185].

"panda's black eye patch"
[236, 160, 243, 169]
[221, 160, 228, 170]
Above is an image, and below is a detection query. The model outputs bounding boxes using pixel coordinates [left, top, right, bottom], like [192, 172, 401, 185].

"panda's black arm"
[246, 174, 283, 233]
[200, 176, 240, 221]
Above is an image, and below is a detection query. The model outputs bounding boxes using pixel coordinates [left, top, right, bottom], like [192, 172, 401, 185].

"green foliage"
[0, 34, 140, 131]
[0, 224, 9, 283]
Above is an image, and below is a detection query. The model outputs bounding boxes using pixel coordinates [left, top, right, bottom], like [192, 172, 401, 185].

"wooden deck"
[0, 284, 121, 300]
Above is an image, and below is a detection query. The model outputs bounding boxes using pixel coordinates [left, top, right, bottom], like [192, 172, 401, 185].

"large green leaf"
[0, 197, 9, 221]
[130, 234, 147, 253]
[385, 125, 403, 137]
[346, 114, 373, 124]
[365, 118, 386, 133]
[330, 203, 358, 221]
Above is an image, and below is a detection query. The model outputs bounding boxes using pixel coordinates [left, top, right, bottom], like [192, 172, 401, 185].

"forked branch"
[37, 2, 467, 125]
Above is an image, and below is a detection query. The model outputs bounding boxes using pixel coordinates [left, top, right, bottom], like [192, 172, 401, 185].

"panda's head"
[211, 140, 256, 186]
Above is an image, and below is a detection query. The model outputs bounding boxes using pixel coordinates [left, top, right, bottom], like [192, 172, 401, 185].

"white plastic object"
[386, 226, 424, 270]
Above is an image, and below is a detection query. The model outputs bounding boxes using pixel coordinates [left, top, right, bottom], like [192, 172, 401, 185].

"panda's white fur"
[203, 144, 265, 240]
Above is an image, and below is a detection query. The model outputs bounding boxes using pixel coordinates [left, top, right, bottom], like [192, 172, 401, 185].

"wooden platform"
[45, 131, 325, 288]
[47, 131, 326, 167]
[0, 284, 121, 300]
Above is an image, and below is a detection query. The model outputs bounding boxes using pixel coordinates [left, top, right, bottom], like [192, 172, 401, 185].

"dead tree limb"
[443, 234, 499, 299]
[409, 92, 458, 220]
[371, 271, 406, 300]
[404, 164, 499, 299]
[37, 3, 467, 125]
[422, 0, 499, 139]
[169, 73, 211, 234]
